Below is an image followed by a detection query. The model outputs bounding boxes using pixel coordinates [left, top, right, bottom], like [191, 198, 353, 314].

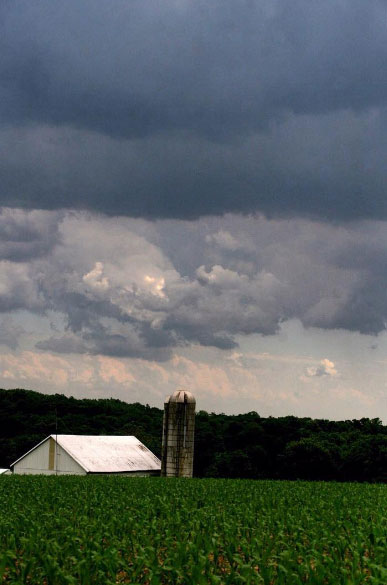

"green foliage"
[1, 389, 386, 482]
[0, 477, 386, 584]
[0, 389, 163, 467]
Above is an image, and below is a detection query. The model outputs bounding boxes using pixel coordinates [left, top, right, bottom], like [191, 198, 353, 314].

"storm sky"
[1, 1, 387, 420]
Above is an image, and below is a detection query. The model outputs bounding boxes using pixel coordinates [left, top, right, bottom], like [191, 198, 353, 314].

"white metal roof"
[0, 469, 10, 475]
[12, 435, 161, 473]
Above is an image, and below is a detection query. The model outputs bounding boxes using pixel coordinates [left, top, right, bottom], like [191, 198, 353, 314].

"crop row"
[0, 477, 386, 584]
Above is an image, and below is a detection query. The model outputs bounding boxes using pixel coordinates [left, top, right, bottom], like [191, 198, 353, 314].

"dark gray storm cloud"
[1, 1, 387, 219]
[0, 208, 61, 261]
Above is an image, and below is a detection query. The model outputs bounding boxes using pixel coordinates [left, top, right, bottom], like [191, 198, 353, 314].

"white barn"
[11, 435, 161, 476]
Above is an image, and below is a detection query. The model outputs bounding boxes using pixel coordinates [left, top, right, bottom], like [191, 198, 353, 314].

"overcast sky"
[1, 1, 387, 421]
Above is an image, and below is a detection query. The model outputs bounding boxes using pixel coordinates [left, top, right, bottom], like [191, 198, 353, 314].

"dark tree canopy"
[1, 389, 386, 482]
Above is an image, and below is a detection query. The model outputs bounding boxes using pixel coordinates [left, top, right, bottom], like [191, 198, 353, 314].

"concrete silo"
[161, 389, 196, 477]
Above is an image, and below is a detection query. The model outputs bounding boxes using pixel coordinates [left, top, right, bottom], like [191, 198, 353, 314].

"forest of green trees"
[1, 388, 386, 482]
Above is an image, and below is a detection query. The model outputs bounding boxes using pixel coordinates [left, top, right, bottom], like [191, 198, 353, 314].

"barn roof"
[11, 435, 161, 473]
[0, 469, 10, 475]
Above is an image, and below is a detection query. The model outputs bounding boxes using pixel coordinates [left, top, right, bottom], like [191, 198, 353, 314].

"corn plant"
[0, 477, 385, 584]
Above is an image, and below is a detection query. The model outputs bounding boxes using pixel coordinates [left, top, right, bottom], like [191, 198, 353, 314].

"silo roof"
[167, 390, 196, 404]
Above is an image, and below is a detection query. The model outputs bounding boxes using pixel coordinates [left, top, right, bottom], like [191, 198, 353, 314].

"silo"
[161, 389, 196, 477]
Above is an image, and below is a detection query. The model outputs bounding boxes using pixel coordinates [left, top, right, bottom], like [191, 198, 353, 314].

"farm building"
[161, 389, 196, 478]
[0, 469, 11, 475]
[11, 435, 161, 476]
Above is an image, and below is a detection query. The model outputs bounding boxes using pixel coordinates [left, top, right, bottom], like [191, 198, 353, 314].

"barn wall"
[92, 471, 160, 476]
[13, 439, 85, 475]
[55, 444, 86, 474]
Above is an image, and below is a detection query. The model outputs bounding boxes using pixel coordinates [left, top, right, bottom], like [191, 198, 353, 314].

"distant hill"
[1, 388, 386, 481]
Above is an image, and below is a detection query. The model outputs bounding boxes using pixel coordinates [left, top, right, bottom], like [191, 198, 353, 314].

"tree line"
[1, 388, 386, 482]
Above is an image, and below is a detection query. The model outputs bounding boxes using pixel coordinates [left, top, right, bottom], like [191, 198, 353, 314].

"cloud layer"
[1, 1, 387, 219]
[2, 209, 387, 361]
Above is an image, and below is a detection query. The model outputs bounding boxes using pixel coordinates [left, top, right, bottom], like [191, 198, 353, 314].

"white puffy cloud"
[83, 262, 110, 291]
[205, 230, 250, 252]
[305, 359, 338, 378]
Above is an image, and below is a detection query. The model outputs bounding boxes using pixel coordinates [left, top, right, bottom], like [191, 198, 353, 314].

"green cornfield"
[0, 477, 386, 584]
